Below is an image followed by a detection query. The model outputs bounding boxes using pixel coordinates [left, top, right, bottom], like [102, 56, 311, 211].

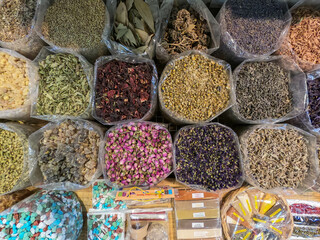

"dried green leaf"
[116, 1, 128, 25]
[145, 33, 154, 46]
[133, 45, 148, 54]
[135, 28, 149, 43]
[116, 28, 128, 40]
[133, 17, 145, 30]
[117, 23, 127, 30]
[126, 0, 134, 11]
[125, 28, 137, 46]
[134, 0, 155, 33]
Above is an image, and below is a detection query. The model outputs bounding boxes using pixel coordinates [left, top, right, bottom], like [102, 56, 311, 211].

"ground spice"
[0, 189, 32, 212]
[293, 226, 320, 238]
[235, 61, 293, 121]
[0, 0, 37, 42]
[175, 124, 242, 192]
[224, 0, 287, 55]
[162, 6, 211, 55]
[306, 77, 320, 128]
[160, 54, 231, 122]
[0, 52, 29, 111]
[94, 59, 154, 124]
[36, 53, 90, 117]
[42, 0, 106, 49]
[245, 127, 310, 189]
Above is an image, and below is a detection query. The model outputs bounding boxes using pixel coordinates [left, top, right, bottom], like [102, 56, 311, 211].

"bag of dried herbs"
[158, 50, 235, 124]
[0, 122, 35, 196]
[215, 0, 291, 65]
[104, 0, 160, 58]
[0, 48, 37, 120]
[239, 124, 318, 194]
[156, 0, 220, 63]
[35, 0, 108, 63]
[31, 47, 93, 121]
[174, 123, 243, 193]
[0, 0, 44, 59]
[230, 56, 307, 124]
[93, 55, 157, 125]
[28, 119, 103, 191]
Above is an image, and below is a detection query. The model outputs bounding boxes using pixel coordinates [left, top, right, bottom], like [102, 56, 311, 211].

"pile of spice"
[36, 120, 101, 186]
[111, 0, 155, 54]
[104, 122, 173, 187]
[161, 6, 211, 55]
[0, 0, 37, 42]
[0, 189, 32, 213]
[35, 53, 90, 117]
[42, 0, 106, 49]
[160, 54, 231, 123]
[175, 124, 242, 192]
[0, 52, 29, 111]
[235, 61, 293, 121]
[306, 77, 320, 129]
[223, 0, 287, 55]
[94, 59, 154, 124]
[243, 127, 310, 190]
[0, 190, 83, 239]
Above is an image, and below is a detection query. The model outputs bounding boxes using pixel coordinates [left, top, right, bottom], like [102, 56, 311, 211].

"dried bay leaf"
[135, 28, 149, 43]
[134, 0, 155, 33]
[126, 0, 134, 11]
[125, 28, 138, 46]
[133, 16, 145, 30]
[116, 2, 128, 25]
[133, 45, 148, 54]
[116, 28, 128, 40]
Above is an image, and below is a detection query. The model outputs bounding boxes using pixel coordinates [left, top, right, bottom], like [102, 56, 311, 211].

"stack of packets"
[175, 190, 222, 240]
[288, 199, 320, 239]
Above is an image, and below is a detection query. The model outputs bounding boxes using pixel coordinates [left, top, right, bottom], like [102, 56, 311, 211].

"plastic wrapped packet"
[101, 121, 174, 189]
[158, 50, 235, 125]
[28, 119, 103, 191]
[0, 48, 37, 120]
[156, 0, 220, 63]
[0, 189, 33, 213]
[0, 0, 44, 59]
[173, 123, 243, 193]
[229, 56, 307, 124]
[0, 122, 35, 196]
[0, 190, 83, 240]
[239, 123, 318, 194]
[30, 47, 93, 121]
[34, 0, 108, 63]
[92, 55, 157, 125]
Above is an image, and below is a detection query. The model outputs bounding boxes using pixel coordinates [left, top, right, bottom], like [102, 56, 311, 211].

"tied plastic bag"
[229, 56, 307, 124]
[0, 122, 35, 196]
[29, 119, 103, 191]
[0, 190, 83, 240]
[30, 47, 93, 121]
[103, 0, 160, 59]
[0, 0, 44, 59]
[156, 0, 220, 63]
[0, 48, 37, 120]
[92, 55, 157, 125]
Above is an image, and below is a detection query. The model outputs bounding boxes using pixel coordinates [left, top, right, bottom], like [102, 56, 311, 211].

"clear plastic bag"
[28, 119, 104, 191]
[158, 50, 235, 125]
[92, 55, 157, 125]
[34, 0, 108, 63]
[239, 124, 318, 194]
[0, 122, 35, 196]
[156, 0, 220, 63]
[30, 46, 93, 121]
[229, 56, 307, 124]
[0, 0, 44, 59]
[0, 190, 83, 240]
[173, 122, 244, 193]
[103, 0, 160, 59]
[0, 48, 37, 120]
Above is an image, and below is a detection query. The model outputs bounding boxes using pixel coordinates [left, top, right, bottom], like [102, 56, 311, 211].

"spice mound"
[235, 61, 293, 121]
[0, 52, 29, 111]
[0, 0, 37, 42]
[36, 53, 90, 117]
[104, 122, 173, 187]
[160, 54, 231, 122]
[42, 0, 106, 49]
[175, 124, 242, 192]
[224, 0, 287, 55]
[0, 129, 25, 194]
[94, 59, 154, 124]
[162, 7, 211, 55]
[245, 127, 310, 190]
[37, 120, 100, 186]
[307, 77, 320, 129]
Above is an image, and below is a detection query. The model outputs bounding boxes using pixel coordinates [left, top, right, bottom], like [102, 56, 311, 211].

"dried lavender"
[175, 124, 242, 191]
[307, 78, 320, 128]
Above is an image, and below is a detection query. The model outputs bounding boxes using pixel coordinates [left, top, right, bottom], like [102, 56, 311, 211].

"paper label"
[192, 202, 204, 208]
[192, 193, 204, 198]
[192, 222, 204, 228]
[194, 231, 207, 237]
[193, 212, 205, 218]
